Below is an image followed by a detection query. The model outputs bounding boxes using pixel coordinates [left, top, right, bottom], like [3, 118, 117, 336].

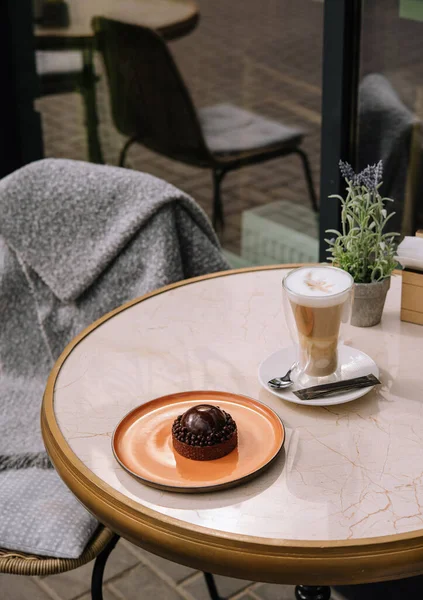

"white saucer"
[258, 345, 379, 406]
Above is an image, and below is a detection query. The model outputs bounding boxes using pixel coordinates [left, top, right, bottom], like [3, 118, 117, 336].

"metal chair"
[0, 526, 117, 600]
[92, 17, 318, 229]
[36, 49, 103, 163]
[36, 50, 82, 96]
[358, 73, 419, 236]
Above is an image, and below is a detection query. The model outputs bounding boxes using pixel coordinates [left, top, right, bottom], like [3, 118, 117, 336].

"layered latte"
[283, 266, 353, 378]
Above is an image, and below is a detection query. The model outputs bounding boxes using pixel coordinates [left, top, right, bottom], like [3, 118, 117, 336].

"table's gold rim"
[42, 264, 423, 584]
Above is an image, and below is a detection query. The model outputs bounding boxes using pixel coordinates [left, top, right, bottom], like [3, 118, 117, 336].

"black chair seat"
[36, 50, 83, 76]
[36, 51, 84, 96]
[199, 103, 304, 157]
[35, 50, 102, 163]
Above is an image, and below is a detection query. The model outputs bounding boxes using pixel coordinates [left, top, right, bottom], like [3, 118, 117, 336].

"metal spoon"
[268, 365, 295, 390]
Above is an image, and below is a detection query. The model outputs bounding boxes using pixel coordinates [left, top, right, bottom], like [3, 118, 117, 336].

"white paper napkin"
[396, 237, 423, 271]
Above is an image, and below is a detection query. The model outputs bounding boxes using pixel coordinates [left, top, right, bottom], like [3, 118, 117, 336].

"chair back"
[358, 73, 418, 234]
[92, 17, 212, 166]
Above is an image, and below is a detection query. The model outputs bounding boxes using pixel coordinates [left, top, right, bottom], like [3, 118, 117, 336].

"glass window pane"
[358, 0, 423, 237]
[35, 0, 323, 266]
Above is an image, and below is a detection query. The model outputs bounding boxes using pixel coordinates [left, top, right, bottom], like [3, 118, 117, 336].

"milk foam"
[284, 266, 353, 307]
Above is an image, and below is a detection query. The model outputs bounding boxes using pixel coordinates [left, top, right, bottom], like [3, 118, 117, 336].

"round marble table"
[42, 266, 423, 586]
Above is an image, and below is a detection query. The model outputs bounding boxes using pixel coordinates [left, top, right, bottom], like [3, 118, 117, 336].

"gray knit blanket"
[0, 159, 229, 558]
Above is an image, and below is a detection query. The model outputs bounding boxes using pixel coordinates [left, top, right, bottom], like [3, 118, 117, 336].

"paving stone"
[254, 582, 296, 600]
[0, 575, 52, 600]
[123, 542, 196, 583]
[41, 539, 139, 600]
[109, 563, 183, 600]
[183, 572, 253, 599]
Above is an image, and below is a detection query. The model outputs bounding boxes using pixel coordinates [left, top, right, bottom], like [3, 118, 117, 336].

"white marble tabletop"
[51, 267, 423, 547]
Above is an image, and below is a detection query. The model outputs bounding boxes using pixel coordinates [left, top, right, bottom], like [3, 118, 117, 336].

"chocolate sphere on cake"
[172, 404, 237, 461]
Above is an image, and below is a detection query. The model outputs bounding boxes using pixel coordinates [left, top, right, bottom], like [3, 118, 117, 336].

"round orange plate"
[112, 391, 285, 493]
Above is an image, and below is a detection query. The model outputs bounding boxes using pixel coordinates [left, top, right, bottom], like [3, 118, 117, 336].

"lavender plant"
[325, 160, 400, 283]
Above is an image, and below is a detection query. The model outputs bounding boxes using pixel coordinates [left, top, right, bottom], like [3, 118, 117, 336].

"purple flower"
[339, 160, 383, 191]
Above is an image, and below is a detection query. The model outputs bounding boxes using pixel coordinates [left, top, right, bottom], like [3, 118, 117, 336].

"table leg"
[203, 572, 225, 600]
[81, 46, 104, 164]
[295, 585, 331, 600]
[91, 533, 120, 600]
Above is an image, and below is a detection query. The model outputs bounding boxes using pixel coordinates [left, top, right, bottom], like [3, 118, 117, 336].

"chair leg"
[295, 149, 319, 213]
[212, 169, 226, 230]
[203, 572, 226, 600]
[80, 46, 104, 165]
[119, 136, 139, 167]
[91, 534, 120, 600]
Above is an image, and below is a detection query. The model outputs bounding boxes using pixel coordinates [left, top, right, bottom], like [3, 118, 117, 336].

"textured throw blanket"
[0, 158, 229, 558]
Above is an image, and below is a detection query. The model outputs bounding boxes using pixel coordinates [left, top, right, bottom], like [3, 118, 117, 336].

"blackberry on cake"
[172, 404, 237, 461]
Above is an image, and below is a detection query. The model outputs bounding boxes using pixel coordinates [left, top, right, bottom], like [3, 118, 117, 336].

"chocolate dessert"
[172, 404, 237, 461]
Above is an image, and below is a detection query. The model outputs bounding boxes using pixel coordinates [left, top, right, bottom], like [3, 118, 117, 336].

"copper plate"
[112, 391, 285, 493]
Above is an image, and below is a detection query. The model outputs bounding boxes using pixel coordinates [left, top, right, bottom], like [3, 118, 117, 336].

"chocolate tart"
[172, 404, 237, 461]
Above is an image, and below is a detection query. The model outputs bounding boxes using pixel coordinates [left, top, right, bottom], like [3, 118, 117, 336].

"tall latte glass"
[283, 266, 354, 384]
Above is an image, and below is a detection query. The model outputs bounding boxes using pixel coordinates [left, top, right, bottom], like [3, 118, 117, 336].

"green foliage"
[325, 161, 400, 283]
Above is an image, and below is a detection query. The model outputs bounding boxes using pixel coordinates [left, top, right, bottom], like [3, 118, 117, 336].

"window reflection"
[34, 0, 323, 266]
[358, 0, 423, 237]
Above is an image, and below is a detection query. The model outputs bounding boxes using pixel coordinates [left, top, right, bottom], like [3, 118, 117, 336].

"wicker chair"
[0, 526, 118, 598]
[1, 529, 227, 599]
[92, 17, 318, 229]
[0, 528, 226, 599]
